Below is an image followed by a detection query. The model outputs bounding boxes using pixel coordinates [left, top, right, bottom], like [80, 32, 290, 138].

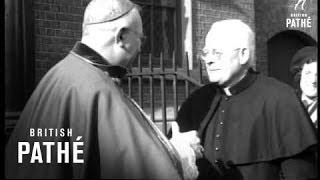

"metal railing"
[5, 53, 205, 140]
[124, 52, 204, 134]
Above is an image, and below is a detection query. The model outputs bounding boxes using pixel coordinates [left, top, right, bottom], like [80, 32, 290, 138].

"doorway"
[267, 30, 316, 87]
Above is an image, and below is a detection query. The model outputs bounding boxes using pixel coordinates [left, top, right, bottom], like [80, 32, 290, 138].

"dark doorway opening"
[267, 30, 317, 87]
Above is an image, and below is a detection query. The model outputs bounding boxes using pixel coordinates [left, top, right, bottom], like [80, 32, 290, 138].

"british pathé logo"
[18, 128, 84, 164]
[286, 0, 312, 28]
[294, 0, 307, 10]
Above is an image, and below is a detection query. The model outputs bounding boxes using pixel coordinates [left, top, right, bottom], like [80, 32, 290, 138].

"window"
[132, 0, 182, 68]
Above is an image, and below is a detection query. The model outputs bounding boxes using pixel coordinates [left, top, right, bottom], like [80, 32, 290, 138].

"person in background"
[172, 19, 317, 180]
[5, 0, 198, 179]
[290, 46, 317, 129]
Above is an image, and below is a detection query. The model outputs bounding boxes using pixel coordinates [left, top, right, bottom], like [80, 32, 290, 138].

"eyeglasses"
[200, 48, 241, 61]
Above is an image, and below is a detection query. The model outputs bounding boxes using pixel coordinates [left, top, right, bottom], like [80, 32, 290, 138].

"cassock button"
[215, 147, 219, 151]
[216, 134, 220, 138]
[220, 121, 224, 125]
[221, 110, 225, 113]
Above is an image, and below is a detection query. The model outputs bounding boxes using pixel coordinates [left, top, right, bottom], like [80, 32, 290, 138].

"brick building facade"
[5, 0, 318, 134]
[31, 0, 317, 83]
[33, 0, 88, 83]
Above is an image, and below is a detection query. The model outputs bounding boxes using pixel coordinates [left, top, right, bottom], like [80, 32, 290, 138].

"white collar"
[223, 87, 232, 96]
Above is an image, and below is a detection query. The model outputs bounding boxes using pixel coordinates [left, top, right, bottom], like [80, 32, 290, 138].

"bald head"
[202, 19, 256, 86]
[205, 19, 255, 68]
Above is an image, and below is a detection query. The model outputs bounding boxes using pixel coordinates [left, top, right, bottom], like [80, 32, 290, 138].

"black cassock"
[5, 42, 183, 179]
[174, 69, 318, 180]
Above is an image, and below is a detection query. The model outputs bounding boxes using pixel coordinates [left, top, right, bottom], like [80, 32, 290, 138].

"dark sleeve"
[167, 84, 217, 138]
[280, 146, 318, 180]
[167, 93, 193, 138]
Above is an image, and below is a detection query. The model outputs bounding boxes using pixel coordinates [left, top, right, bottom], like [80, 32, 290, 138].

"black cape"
[5, 42, 183, 179]
[175, 70, 317, 164]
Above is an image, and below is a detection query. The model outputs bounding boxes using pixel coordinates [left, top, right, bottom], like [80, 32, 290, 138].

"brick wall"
[254, 0, 288, 75]
[33, 0, 259, 84]
[191, 0, 317, 76]
[32, 0, 317, 83]
[192, 0, 255, 72]
[31, 0, 317, 104]
[33, 0, 90, 83]
[31, 0, 201, 123]
[254, 0, 317, 75]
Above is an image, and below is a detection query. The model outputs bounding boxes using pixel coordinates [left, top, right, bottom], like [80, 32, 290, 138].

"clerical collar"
[71, 42, 127, 79]
[222, 68, 258, 96]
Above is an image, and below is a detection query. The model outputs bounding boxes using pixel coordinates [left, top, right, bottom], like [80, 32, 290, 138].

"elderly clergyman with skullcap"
[172, 19, 317, 180]
[5, 0, 199, 179]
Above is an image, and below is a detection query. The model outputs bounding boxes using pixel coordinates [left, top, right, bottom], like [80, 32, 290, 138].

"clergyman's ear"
[239, 48, 250, 65]
[115, 27, 128, 47]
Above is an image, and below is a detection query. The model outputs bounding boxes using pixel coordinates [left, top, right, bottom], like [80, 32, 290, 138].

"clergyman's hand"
[170, 121, 202, 180]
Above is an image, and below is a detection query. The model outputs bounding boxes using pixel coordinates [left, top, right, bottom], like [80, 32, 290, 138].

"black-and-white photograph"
[4, 0, 318, 179]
